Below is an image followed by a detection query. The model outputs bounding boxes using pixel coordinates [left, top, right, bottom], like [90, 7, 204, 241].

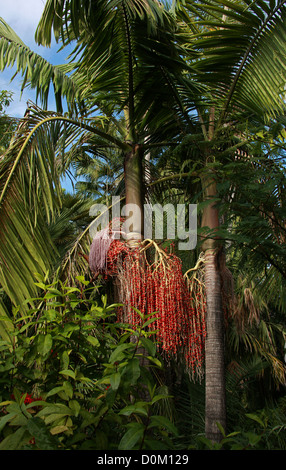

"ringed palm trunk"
[201, 175, 226, 443]
[124, 144, 144, 241]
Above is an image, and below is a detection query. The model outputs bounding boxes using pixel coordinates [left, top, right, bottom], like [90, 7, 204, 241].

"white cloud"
[0, 0, 46, 47]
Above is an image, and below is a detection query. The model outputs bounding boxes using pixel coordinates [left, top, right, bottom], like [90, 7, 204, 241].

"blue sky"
[0, 1, 76, 192]
[0, 0, 57, 116]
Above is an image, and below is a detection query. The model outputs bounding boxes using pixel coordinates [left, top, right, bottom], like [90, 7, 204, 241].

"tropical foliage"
[0, 280, 178, 450]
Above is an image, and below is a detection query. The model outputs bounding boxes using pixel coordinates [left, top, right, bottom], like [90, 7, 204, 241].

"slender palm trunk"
[204, 248, 226, 442]
[123, 143, 151, 374]
[124, 144, 144, 241]
[201, 175, 226, 443]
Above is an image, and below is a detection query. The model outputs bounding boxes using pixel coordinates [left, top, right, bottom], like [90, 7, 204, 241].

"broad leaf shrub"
[191, 408, 286, 450]
[0, 277, 177, 450]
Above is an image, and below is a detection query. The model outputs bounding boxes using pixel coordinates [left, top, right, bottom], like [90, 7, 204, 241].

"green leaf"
[44, 413, 70, 425]
[43, 309, 58, 322]
[146, 356, 162, 367]
[9, 413, 28, 427]
[38, 404, 69, 415]
[46, 288, 63, 296]
[27, 417, 57, 450]
[0, 426, 27, 450]
[0, 412, 17, 433]
[60, 350, 70, 370]
[131, 307, 144, 319]
[37, 333, 53, 356]
[118, 423, 144, 450]
[122, 357, 141, 385]
[110, 372, 121, 391]
[62, 287, 81, 294]
[69, 400, 81, 417]
[150, 394, 171, 405]
[141, 317, 157, 330]
[87, 335, 100, 347]
[44, 292, 59, 300]
[197, 436, 217, 450]
[245, 431, 262, 447]
[45, 386, 65, 398]
[216, 421, 226, 438]
[119, 403, 148, 417]
[75, 275, 90, 286]
[246, 413, 266, 428]
[139, 337, 156, 357]
[37, 403, 73, 419]
[50, 425, 70, 435]
[34, 282, 47, 290]
[59, 369, 76, 379]
[105, 388, 117, 407]
[149, 415, 178, 436]
[63, 381, 74, 399]
[109, 343, 133, 363]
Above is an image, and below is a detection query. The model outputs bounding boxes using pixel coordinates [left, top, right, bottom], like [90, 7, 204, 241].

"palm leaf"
[0, 106, 82, 310]
[0, 100, 134, 318]
[35, 0, 198, 141]
[0, 108, 63, 311]
[0, 293, 14, 343]
[0, 17, 81, 113]
[177, 0, 286, 124]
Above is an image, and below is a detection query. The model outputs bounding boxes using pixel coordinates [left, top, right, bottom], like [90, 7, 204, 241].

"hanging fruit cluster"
[89, 222, 206, 380]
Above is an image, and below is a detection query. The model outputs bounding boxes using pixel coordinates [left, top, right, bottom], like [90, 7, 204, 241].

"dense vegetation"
[0, 0, 286, 450]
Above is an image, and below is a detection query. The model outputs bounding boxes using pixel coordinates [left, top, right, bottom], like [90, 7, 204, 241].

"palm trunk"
[123, 143, 151, 374]
[204, 248, 226, 442]
[124, 144, 144, 241]
[201, 175, 226, 443]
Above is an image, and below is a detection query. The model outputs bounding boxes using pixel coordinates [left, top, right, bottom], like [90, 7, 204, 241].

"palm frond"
[178, 0, 286, 124]
[0, 108, 63, 311]
[35, 0, 199, 141]
[0, 101, 133, 316]
[0, 17, 81, 113]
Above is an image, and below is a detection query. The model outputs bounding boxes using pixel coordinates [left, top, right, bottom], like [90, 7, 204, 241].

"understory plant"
[0, 277, 177, 450]
[192, 405, 286, 450]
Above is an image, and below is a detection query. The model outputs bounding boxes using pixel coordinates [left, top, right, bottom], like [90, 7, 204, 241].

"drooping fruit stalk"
[89, 226, 207, 380]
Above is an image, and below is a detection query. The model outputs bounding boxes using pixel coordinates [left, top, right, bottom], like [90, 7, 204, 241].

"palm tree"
[0, 1, 194, 338]
[169, 0, 286, 441]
